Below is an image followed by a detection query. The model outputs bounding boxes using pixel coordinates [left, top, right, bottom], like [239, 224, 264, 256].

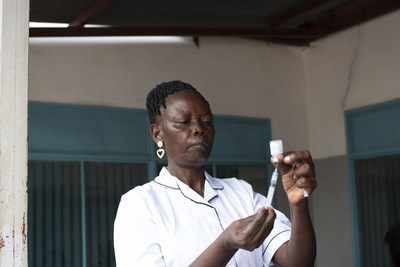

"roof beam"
[69, 0, 115, 27]
[29, 26, 322, 40]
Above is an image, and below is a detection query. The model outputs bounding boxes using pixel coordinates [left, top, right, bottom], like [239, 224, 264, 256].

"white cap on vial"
[270, 140, 283, 163]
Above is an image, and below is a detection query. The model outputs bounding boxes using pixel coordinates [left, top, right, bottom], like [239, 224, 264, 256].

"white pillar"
[0, 0, 29, 266]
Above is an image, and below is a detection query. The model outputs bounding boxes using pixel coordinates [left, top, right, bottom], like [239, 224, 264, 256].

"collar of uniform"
[204, 171, 224, 190]
[155, 167, 224, 201]
[154, 167, 180, 189]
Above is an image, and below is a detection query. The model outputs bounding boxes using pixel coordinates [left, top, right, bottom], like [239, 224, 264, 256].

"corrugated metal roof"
[29, 0, 400, 45]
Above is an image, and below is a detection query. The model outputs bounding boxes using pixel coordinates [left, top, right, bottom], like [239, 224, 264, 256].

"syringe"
[265, 168, 278, 207]
[265, 140, 282, 207]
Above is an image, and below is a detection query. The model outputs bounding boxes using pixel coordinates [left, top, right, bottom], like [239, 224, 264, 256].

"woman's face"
[156, 90, 215, 169]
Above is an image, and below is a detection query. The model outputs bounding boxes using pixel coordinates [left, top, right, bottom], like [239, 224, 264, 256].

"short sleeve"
[114, 188, 166, 267]
[251, 189, 291, 266]
[262, 209, 291, 266]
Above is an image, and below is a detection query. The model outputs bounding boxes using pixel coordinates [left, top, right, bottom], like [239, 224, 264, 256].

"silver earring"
[156, 141, 165, 159]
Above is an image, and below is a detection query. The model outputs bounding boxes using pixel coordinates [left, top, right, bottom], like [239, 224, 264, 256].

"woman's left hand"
[271, 150, 317, 205]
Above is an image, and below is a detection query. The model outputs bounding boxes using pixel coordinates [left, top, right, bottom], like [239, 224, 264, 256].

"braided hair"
[146, 80, 210, 124]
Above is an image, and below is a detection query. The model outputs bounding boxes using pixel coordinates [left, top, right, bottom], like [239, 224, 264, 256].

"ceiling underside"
[29, 0, 400, 46]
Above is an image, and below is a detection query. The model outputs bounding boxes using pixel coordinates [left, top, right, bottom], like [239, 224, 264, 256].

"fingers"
[283, 150, 313, 165]
[297, 175, 317, 195]
[292, 158, 317, 195]
[243, 207, 270, 236]
[294, 162, 314, 177]
[252, 208, 276, 248]
[270, 150, 317, 200]
[235, 207, 276, 251]
[271, 150, 314, 174]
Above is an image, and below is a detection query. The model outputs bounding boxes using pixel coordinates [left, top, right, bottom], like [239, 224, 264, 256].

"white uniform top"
[114, 167, 291, 267]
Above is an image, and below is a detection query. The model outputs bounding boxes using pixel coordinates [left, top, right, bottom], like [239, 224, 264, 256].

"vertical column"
[0, 0, 29, 266]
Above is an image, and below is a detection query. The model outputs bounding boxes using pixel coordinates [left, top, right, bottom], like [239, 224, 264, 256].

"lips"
[189, 140, 209, 149]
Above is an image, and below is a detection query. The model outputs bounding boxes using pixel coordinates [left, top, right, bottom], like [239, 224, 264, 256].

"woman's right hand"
[221, 206, 276, 252]
[189, 207, 276, 267]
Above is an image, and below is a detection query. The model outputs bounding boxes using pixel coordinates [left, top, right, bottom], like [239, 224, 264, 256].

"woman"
[114, 80, 317, 266]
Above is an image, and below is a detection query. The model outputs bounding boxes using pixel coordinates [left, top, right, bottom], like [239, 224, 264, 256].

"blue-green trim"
[345, 152, 360, 267]
[346, 98, 400, 155]
[345, 110, 362, 267]
[28, 102, 153, 161]
[29, 102, 272, 166]
[210, 115, 271, 163]
[80, 162, 87, 267]
[29, 152, 152, 163]
[28, 102, 272, 178]
[345, 98, 400, 267]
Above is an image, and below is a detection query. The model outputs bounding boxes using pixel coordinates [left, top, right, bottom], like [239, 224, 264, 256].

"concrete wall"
[312, 156, 353, 266]
[28, 8, 400, 267]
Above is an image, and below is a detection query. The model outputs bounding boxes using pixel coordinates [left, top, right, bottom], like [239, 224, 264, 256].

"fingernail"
[284, 156, 291, 162]
[303, 188, 309, 197]
[294, 173, 297, 179]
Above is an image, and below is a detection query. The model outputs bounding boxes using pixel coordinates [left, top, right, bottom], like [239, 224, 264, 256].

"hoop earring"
[156, 141, 165, 159]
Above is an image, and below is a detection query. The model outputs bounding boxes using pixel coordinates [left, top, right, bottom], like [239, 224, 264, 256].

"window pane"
[28, 160, 82, 267]
[84, 162, 148, 267]
[216, 165, 267, 195]
[354, 154, 400, 267]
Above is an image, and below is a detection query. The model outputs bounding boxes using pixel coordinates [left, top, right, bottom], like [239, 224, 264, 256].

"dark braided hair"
[146, 80, 210, 124]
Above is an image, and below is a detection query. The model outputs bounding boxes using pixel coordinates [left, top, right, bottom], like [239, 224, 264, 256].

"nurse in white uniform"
[114, 80, 317, 267]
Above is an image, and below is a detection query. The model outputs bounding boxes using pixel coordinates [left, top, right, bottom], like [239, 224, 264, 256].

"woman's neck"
[167, 164, 206, 197]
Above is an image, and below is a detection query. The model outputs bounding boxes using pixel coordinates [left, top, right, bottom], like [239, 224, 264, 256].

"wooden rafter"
[69, 0, 115, 27]
[30, 26, 322, 40]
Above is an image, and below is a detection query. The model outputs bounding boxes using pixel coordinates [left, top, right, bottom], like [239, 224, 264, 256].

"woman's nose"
[192, 123, 205, 136]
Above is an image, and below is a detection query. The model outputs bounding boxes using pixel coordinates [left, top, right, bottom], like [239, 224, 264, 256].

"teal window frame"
[345, 98, 400, 267]
[29, 102, 271, 177]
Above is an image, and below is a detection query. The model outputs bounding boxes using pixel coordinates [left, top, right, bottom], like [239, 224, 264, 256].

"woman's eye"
[202, 116, 213, 124]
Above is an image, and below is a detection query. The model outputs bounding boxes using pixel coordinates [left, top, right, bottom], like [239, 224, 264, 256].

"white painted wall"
[28, 37, 309, 153]
[304, 9, 400, 159]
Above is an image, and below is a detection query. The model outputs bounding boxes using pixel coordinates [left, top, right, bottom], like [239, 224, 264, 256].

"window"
[28, 161, 147, 266]
[346, 99, 400, 267]
[28, 161, 82, 267]
[353, 155, 400, 267]
[28, 102, 271, 266]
